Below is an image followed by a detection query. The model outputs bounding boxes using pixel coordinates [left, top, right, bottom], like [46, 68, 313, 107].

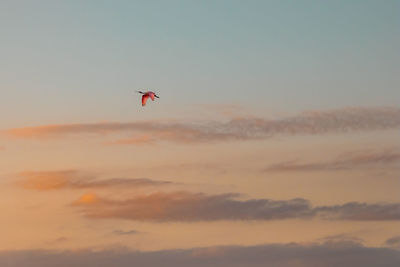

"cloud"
[4, 121, 235, 143]
[72, 192, 314, 221]
[4, 107, 400, 143]
[113, 230, 140, 236]
[264, 149, 400, 172]
[18, 170, 171, 191]
[385, 236, 400, 249]
[317, 233, 364, 246]
[1, 242, 399, 267]
[47, 237, 68, 245]
[315, 202, 400, 221]
[72, 191, 400, 222]
[105, 135, 156, 145]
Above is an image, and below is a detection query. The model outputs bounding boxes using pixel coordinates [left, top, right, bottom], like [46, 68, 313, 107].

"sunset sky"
[1, 1, 400, 266]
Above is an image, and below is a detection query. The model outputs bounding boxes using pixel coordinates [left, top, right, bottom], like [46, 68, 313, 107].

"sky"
[0, 0, 400, 266]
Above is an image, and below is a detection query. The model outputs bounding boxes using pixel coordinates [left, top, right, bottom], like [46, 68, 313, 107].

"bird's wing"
[142, 95, 149, 106]
[149, 93, 155, 101]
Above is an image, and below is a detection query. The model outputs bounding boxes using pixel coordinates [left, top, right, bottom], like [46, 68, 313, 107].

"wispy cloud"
[264, 149, 400, 172]
[72, 191, 400, 222]
[315, 202, 400, 221]
[105, 135, 156, 145]
[4, 107, 400, 144]
[317, 233, 364, 246]
[72, 192, 314, 221]
[18, 170, 172, 191]
[1, 242, 399, 267]
[113, 230, 140, 236]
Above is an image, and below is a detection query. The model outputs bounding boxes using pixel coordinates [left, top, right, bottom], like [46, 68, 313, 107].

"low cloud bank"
[1, 242, 399, 267]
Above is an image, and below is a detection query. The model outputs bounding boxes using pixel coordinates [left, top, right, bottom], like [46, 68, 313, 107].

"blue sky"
[1, 0, 399, 127]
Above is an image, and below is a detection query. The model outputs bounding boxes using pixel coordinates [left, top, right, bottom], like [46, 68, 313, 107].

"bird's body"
[136, 90, 159, 106]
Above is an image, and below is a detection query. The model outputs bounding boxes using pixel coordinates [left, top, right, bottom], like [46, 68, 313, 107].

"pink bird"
[136, 90, 160, 106]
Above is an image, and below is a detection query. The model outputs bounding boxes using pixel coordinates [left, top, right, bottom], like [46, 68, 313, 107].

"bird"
[136, 90, 160, 106]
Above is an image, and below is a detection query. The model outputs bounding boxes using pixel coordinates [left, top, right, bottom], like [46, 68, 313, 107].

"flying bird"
[136, 90, 160, 106]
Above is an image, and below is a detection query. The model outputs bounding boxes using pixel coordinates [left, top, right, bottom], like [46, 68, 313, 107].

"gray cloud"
[1, 242, 399, 267]
[315, 202, 400, 221]
[73, 192, 314, 221]
[317, 233, 364, 246]
[19, 170, 172, 191]
[385, 236, 400, 249]
[264, 149, 400, 172]
[5, 107, 400, 143]
[113, 230, 140, 236]
[72, 191, 400, 222]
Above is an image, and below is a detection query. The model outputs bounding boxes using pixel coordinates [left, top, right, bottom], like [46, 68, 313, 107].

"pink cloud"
[4, 107, 400, 144]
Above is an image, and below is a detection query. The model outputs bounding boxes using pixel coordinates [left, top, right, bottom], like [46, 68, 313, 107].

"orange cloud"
[5, 122, 143, 138]
[19, 170, 75, 190]
[76, 193, 100, 204]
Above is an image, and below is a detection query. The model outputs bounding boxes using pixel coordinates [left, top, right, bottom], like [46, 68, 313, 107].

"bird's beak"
[155, 95, 160, 98]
